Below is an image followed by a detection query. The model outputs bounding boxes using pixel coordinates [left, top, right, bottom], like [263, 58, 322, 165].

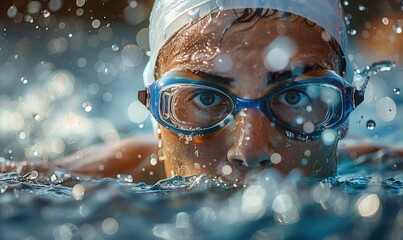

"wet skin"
[156, 10, 344, 181]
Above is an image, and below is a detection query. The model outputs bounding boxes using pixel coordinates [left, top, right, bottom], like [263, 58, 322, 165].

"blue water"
[0, 158, 402, 240]
[1, 1, 403, 239]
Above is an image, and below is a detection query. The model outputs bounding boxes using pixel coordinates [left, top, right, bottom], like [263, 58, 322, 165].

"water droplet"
[33, 114, 40, 121]
[392, 24, 402, 34]
[0, 183, 8, 193]
[111, 44, 119, 51]
[303, 122, 315, 134]
[19, 131, 26, 139]
[7, 6, 18, 18]
[20, 76, 28, 84]
[68, 33, 73, 38]
[354, 60, 396, 78]
[150, 154, 158, 166]
[117, 174, 133, 183]
[366, 120, 376, 130]
[43, 9, 50, 18]
[270, 153, 282, 164]
[393, 88, 400, 95]
[188, 8, 200, 20]
[349, 29, 357, 36]
[343, 0, 349, 6]
[358, 4, 366, 11]
[23, 170, 39, 180]
[82, 102, 92, 112]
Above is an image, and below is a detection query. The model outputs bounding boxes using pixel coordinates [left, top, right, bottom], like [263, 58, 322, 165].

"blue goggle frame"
[138, 70, 362, 139]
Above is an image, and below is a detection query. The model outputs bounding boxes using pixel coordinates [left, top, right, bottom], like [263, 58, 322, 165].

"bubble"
[121, 44, 144, 67]
[392, 24, 402, 34]
[321, 129, 337, 145]
[393, 88, 400, 95]
[82, 102, 92, 112]
[48, 0, 62, 11]
[111, 44, 119, 52]
[20, 76, 28, 84]
[43, 9, 50, 18]
[77, 57, 87, 68]
[48, 37, 68, 54]
[150, 153, 158, 166]
[27, 1, 41, 14]
[19, 131, 27, 139]
[272, 194, 293, 213]
[33, 114, 41, 121]
[382, 18, 389, 25]
[92, 19, 101, 29]
[366, 120, 376, 130]
[102, 218, 119, 235]
[213, 54, 233, 73]
[7, 6, 18, 18]
[72, 184, 85, 200]
[343, 0, 349, 6]
[356, 193, 380, 218]
[303, 122, 315, 134]
[129, 1, 138, 8]
[76, 0, 86, 7]
[136, 28, 149, 50]
[358, 4, 366, 11]
[123, 3, 148, 25]
[97, 63, 117, 84]
[222, 165, 232, 175]
[349, 29, 357, 36]
[270, 153, 282, 164]
[376, 97, 396, 122]
[102, 92, 112, 102]
[263, 36, 297, 71]
[127, 100, 149, 123]
[76, 8, 84, 16]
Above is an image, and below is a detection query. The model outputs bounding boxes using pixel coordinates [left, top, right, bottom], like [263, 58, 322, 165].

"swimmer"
[2, 0, 401, 183]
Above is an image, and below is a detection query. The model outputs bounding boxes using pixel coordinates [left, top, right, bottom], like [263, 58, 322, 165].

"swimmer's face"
[156, 10, 344, 181]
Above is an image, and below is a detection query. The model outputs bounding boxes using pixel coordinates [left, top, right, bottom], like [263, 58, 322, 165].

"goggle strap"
[138, 88, 149, 108]
[353, 75, 370, 107]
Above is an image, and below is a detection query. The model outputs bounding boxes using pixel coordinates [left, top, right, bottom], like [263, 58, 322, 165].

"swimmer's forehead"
[156, 12, 340, 81]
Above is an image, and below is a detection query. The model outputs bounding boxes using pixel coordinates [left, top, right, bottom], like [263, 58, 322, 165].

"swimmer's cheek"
[55, 135, 166, 184]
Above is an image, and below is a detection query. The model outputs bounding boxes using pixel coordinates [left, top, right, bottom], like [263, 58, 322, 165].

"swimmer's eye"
[278, 90, 309, 107]
[190, 90, 223, 109]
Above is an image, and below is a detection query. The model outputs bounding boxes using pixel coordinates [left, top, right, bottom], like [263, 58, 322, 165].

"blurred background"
[0, 0, 402, 163]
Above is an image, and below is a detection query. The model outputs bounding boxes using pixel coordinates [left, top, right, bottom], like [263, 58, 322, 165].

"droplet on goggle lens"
[366, 120, 376, 130]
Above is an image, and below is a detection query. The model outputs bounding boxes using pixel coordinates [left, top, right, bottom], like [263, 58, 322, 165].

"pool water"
[1, 1, 403, 239]
[0, 158, 401, 240]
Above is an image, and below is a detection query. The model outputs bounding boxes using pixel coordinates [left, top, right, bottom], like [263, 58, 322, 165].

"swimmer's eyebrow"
[267, 65, 324, 86]
[192, 70, 234, 86]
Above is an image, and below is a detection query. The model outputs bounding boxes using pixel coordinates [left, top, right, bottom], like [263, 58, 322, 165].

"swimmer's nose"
[227, 109, 272, 168]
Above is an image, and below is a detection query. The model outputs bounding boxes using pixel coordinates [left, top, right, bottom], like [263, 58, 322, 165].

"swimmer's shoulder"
[56, 134, 165, 184]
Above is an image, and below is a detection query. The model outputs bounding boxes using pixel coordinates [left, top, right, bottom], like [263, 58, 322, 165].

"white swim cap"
[143, 0, 348, 85]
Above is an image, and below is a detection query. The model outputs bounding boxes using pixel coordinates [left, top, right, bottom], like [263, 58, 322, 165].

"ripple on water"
[0, 164, 401, 240]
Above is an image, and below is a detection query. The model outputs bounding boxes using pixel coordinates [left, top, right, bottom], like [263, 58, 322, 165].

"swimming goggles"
[138, 70, 364, 140]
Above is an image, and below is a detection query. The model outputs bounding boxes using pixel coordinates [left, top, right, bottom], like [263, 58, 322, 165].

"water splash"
[354, 60, 396, 79]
